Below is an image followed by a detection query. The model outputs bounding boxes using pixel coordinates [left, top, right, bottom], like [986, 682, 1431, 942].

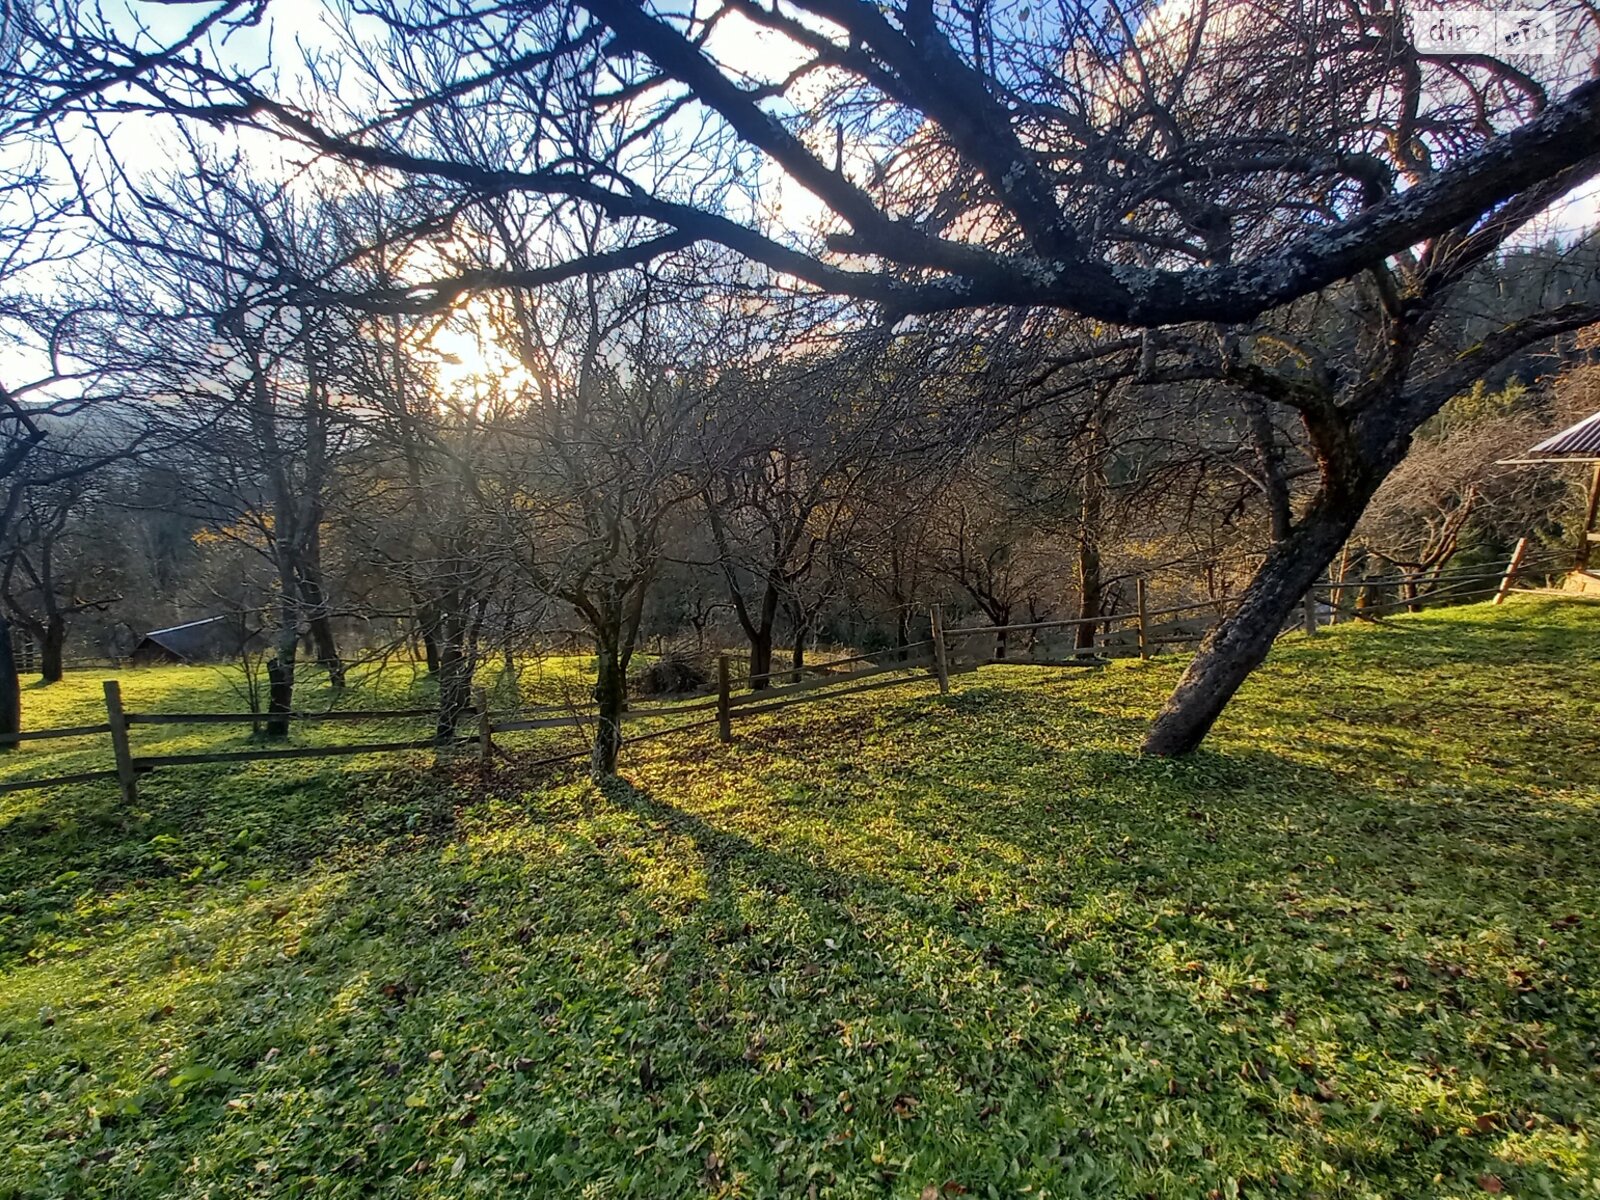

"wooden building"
[1504, 411, 1600, 591]
[128, 616, 256, 665]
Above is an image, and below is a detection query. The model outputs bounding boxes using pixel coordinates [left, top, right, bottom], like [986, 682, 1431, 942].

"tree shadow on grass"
[4, 622, 1598, 1197]
[8, 770, 1124, 1197]
[586, 762, 1599, 1200]
[0, 758, 462, 972]
[5, 745, 1597, 1198]
[618, 679, 1600, 1187]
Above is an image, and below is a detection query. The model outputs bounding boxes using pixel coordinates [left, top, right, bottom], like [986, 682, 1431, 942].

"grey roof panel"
[1522, 410, 1600, 460]
[145, 616, 231, 638]
[137, 615, 250, 660]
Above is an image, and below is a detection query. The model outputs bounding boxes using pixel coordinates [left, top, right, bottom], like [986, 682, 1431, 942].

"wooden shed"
[1502, 411, 1600, 589]
[128, 616, 256, 666]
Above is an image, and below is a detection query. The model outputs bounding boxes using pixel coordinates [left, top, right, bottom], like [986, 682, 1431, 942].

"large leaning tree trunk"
[1143, 292, 1600, 756]
[1143, 356, 1400, 757]
[1142, 483, 1374, 755]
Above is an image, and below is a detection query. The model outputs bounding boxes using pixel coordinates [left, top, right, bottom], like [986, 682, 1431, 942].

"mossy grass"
[1, 599, 1596, 1197]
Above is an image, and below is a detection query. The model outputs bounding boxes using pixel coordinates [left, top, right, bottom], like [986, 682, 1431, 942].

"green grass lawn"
[1, 599, 1597, 1198]
[0, 652, 625, 790]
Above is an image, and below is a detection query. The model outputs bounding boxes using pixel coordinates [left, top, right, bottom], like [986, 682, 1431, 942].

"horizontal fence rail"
[0, 768, 121, 796]
[727, 658, 933, 709]
[742, 640, 935, 687]
[0, 542, 1577, 800]
[123, 708, 441, 725]
[1311, 555, 1563, 591]
[0, 722, 112, 745]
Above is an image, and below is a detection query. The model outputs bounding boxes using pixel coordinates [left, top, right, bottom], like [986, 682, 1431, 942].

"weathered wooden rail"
[0, 544, 1570, 800]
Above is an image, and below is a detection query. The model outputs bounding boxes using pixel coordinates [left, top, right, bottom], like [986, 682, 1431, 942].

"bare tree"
[48, 0, 1597, 325]
[927, 462, 1061, 659]
[1141, 235, 1600, 753]
[29, 0, 1600, 755]
[85, 157, 364, 731]
[0, 446, 123, 681]
[490, 265, 713, 775]
[1358, 380, 1579, 597]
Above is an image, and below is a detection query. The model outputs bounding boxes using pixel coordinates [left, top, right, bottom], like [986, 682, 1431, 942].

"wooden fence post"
[475, 687, 491, 768]
[1303, 591, 1317, 635]
[930, 604, 950, 694]
[716, 654, 733, 743]
[1329, 546, 1349, 625]
[1578, 463, 1600, 570]
[1135, 578, 1149, 660]
[1494, 537, 1529, 605]
[103, 680, 138, 804]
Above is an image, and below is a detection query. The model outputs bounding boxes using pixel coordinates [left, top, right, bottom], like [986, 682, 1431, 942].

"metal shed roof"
[1502, 410, 1600, 464]
[136, 616, 248, 660]
[146, 617, 231, 637]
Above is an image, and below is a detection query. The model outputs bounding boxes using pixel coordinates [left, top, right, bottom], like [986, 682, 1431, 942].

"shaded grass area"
[0, 599, 1596, 1198]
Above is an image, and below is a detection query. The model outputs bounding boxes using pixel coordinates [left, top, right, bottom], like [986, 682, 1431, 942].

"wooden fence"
[1308, 542, 1561, 621]
[0, 543, 1569, 800]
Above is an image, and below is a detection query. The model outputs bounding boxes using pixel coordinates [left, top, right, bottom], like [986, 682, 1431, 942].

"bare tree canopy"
[26, 0, 1600, 323]
[1, 0, 1597, 764]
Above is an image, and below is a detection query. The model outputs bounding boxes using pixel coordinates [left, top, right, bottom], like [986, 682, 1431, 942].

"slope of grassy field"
[1, 599, 1596, 1199]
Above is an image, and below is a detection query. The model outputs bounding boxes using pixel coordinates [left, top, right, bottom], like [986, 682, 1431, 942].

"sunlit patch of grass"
[0, 652, 623, 796]
[0, 598, 1596, 1197]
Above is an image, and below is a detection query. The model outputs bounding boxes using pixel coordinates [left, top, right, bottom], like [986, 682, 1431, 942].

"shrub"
[630, 651, 711, 696]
